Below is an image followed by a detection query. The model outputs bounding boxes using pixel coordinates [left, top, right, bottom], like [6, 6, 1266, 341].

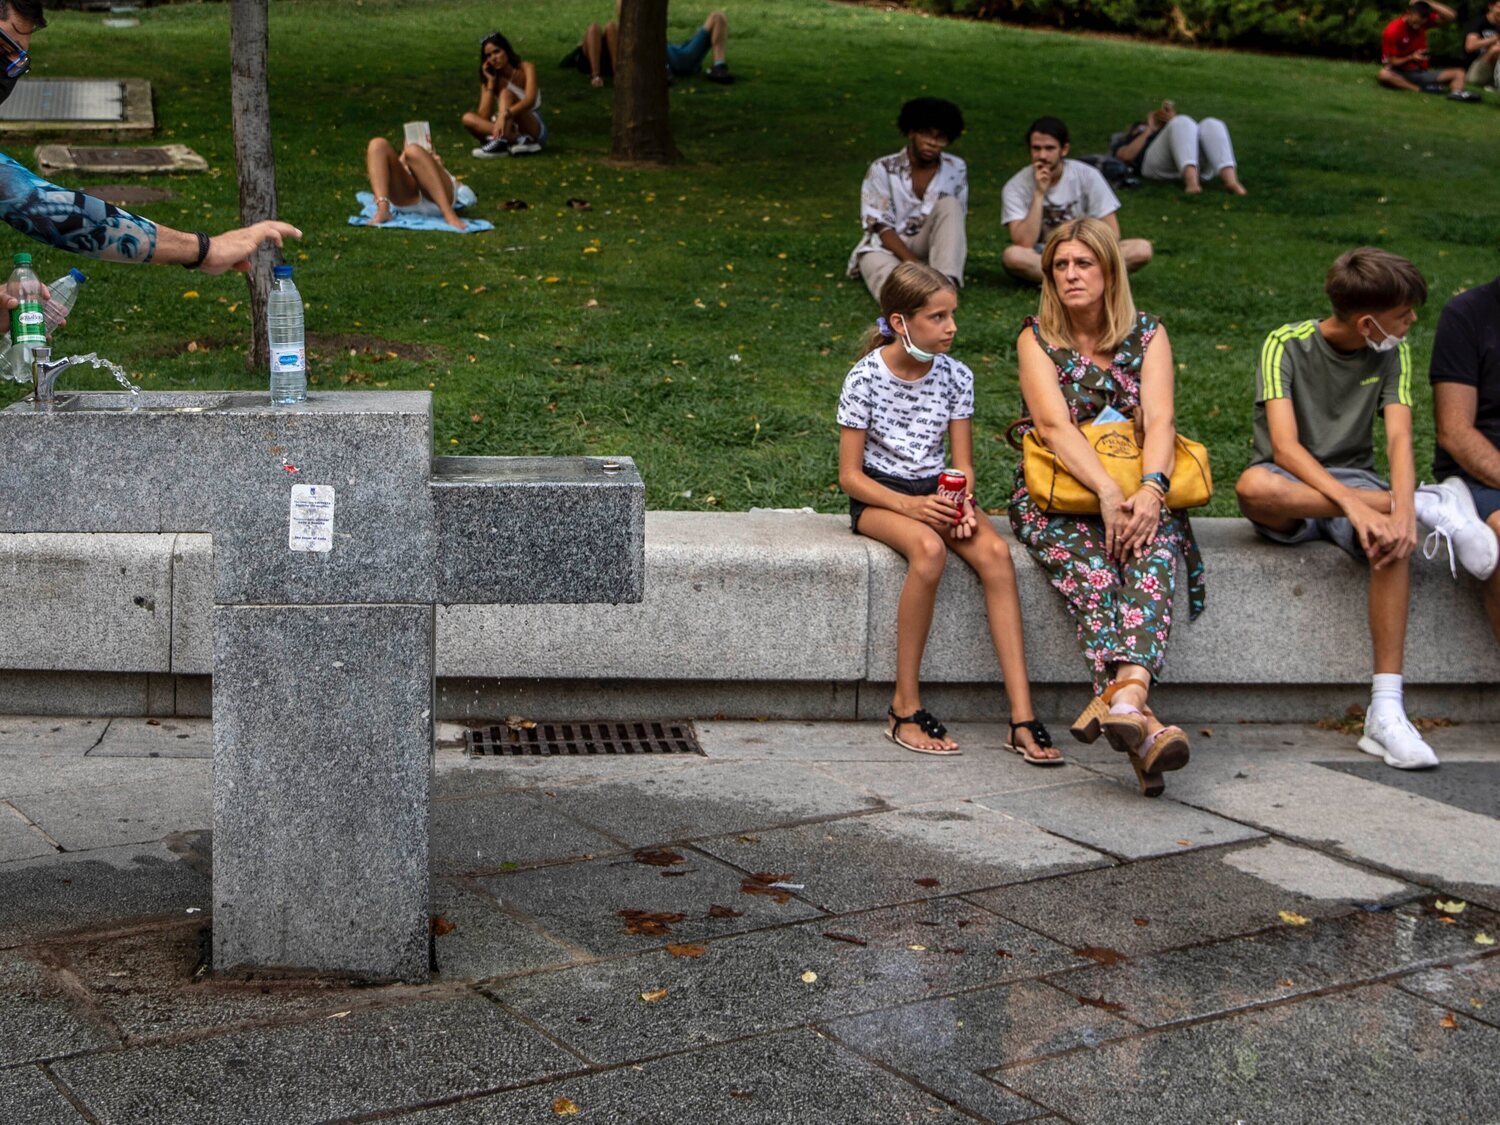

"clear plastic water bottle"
[7, 252, 45, 384]
[43, 267, 85, 339]
[267, 263, 306, 405]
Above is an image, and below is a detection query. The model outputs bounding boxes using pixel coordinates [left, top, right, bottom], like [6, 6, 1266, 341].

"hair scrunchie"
[876, 316, 893, 337]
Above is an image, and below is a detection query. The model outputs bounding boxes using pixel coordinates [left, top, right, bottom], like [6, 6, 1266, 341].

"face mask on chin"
[896, 320, 936, 364]
[1362, 318, 1406, 354]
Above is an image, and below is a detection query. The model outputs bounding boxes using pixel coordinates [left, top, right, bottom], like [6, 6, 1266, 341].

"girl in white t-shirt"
[837, 262, 1058, 764]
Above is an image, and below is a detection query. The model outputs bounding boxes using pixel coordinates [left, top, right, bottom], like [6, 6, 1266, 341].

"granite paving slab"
[0, 843, 210, 948]
[823, 979, 1133, 1122]
[392, 1028, 974, 1123]
[488, 898, 1083, 1066]
[12, 776, 210, 851]
[994, 984, 1500, 1123]
[52, 993, 580, 1125]
[431, 791, 625, 876]
[476, 847, 825, 956]
[55, 922, 382, 1042]
[696, 719, 927, 763]
[1161, 759, 1500, 896]
[0, 1065, 84, 1124]
[0, 950, 118, 1066]
[0, 801, 57, 863]
[538, 760, 888, 846]
[809, 754, 1098, 807]
[0, 716, 106, 751]
[966, 839, 1415, 957]
[1398, 957, 1500, 1031]
[694, 802, 1110, 914]
[1313, 759, 1500, 819]
[0, 747, 209, 800]
[88, 717, 211, 760]
[430, 879, 577, 980]
[432, 750, 710, 800]
[1047, 901, 1500, 1028]
[973, 778, 1265, 859]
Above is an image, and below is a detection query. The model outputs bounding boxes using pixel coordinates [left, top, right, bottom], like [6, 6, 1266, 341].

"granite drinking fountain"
[0, 381, 644, 982]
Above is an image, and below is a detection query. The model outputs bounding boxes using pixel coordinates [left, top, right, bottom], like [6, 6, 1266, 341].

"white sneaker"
[1358, 710, 1440, 770]
[1415, 478, 1499, 580]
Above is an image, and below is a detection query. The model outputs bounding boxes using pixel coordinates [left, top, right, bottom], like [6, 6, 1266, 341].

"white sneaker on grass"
[1359, 710, 1440, 770]
[1414, 478, 1499, 580]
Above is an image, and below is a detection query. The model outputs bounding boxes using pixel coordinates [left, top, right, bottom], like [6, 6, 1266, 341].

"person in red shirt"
[1378, 0, 1477, 99]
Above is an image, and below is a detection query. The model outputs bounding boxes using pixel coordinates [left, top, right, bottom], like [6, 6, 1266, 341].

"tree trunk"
[229, 0, 278, 373]
[611, 0, 678, 164]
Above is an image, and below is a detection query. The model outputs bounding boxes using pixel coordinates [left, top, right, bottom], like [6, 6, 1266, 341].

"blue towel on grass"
[348, 190, 492, 233]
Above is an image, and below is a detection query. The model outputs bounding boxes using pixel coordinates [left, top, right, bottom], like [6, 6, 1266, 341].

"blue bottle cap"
[69, 268, 86, 283]
[273, 264, 293, 278]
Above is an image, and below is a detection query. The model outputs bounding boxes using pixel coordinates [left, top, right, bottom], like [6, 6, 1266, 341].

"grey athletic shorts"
[1247, 463, 1388, 561]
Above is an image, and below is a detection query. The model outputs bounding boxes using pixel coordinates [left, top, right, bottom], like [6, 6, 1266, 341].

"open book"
[402, 120, 432, 152]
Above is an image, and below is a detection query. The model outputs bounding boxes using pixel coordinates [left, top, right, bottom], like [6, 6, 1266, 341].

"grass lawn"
[4, 0, 1495, 515]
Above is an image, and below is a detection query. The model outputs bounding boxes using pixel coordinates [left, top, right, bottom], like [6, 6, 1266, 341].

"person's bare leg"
[1120, 239, 1153, 273]
[604, 21, 619, 70]
[1236, 466, 1391, 531]
[1378, 66, 1421, 91]
[496, 89, 519, 141]
[1370, 557, 1410, 675]
[1219, 166, 1247, 195]
[705, 10, 728, 64]
[1002, 244, 1044, 284]
[460, 111, 493, 142]
[858, 508, 958, 752]
[582, 23, 606, 86]
[1484, 512, 1500, 644]
[950, 522, 1059, 759]
[400, 144, 466, 230]
[1443, 67, 1468, 92]
[366, 137, 419, 224]
[1182, 164, 1202, 194]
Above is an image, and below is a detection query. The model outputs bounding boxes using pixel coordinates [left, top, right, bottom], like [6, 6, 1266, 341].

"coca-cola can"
[936, 468, 967, 523]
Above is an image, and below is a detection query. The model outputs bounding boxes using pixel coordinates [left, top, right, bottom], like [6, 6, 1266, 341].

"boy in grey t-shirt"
[1233, 248, 1484, 771]
[1000, 115, 1153, 285]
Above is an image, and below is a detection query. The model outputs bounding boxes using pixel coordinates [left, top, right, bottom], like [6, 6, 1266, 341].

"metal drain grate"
[465, 720, 703, 757]
[0, 79, 124, 121]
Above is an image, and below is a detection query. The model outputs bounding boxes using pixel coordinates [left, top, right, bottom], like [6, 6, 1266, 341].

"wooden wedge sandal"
[1095, 678, 1152, 753]
[1136, 720, 1190, 774]
[1127, 752, 1166, 798]
[1069, 694, 1109, 744]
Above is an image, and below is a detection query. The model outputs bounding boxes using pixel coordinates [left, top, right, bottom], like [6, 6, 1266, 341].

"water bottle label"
[11, 303, 44, 344]
[271, 346, 306, 373]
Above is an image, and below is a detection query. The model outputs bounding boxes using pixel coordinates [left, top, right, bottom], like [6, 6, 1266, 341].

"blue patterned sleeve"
[0, 151, 158, 262]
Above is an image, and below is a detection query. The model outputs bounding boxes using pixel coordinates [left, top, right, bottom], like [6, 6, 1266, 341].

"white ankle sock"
[1369, 673, 1405, 722]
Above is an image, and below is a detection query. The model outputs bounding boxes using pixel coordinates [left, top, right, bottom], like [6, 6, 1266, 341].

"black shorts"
[849, 469, 939, 532]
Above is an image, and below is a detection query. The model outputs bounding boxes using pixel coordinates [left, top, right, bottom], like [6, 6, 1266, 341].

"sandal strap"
[1009, 719, 1053, 749]
[911, 708, 946, 739]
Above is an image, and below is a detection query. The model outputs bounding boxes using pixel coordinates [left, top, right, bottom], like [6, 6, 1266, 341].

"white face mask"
[895, 319, 936, 363]
[1363, 318, 1406, 353]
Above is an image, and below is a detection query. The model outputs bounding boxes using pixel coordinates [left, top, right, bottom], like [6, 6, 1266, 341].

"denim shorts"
[849, 469, 939, 532]
[1456, 472, 1500, 522]
[666, 27, 712, 75]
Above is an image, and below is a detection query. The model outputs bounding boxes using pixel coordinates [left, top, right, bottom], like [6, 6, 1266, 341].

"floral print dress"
[1008, 312, 1205, 695]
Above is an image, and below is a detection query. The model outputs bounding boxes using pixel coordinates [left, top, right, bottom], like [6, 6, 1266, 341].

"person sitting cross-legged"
[1001, 116, 1152, 286]
[847, 97, 968, 303]
[1378, 0, 1478, 101]
[1233, 248, 1484, 771]
[1425, 274, 1500, 638]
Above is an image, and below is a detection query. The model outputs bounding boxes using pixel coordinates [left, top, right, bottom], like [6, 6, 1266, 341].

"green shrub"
[910, 0, 1465, 61]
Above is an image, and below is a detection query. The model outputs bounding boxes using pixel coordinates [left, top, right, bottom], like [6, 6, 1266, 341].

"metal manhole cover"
[71, 146, 172, 168]
[465, 720, 703, 757]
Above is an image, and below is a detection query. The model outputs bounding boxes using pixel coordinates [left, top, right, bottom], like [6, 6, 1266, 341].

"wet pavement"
[1, 714, 1498, 1123]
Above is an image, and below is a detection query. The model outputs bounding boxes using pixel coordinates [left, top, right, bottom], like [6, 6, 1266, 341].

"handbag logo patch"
[1093, 432, 1138, 459]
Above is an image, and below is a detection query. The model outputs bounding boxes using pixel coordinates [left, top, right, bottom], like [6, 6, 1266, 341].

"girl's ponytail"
[856, 262, 956, 360]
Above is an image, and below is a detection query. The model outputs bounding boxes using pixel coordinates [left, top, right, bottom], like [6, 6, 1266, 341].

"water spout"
[31, 349, 139, 410]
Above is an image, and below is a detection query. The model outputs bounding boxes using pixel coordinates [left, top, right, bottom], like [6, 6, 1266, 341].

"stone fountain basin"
[37, 390, 266, 413]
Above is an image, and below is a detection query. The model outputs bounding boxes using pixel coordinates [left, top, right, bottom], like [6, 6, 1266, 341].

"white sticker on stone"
[289, 483, 335, 553]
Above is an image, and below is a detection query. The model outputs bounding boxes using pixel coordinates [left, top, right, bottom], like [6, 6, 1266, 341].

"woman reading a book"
[462, 31, 545, 158]
[363, 131, 474, 231]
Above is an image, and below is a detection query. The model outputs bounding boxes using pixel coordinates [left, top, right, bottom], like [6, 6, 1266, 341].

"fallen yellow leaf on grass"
[800, 971, 818, 984]
[1278, 911, 1310, 926]
[1476, 933, 1496, 946]
[1435, 899, 1467, 914]
[552, 1096, 581, 1116]
[639, 988, 668, 1002]
[182, 290, 199, 299]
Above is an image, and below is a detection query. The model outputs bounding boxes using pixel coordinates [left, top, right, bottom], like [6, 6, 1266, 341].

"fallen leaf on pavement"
[741, 872, 796, 903]
[1077, 995, 1124, 1012]
[327, 1011, 351, 1019]
[1278, 911, 1311, 926]
[619, 909, 685, 936]
[800, 970, 818, 983]
[907, 944, 928, 952]
[1133, 917, 1150, 927]
[1199, 727, 1213, 737]
[913, 877, 941, 888]
[1175, 840, 1192, 847]
[639, 988, 668, 1003]
[666, 942, 706, 958]
[994, 948, 1013, 958]
[706, 904, 742, 919]
[1277, 978, 1295, 987]
[736, 834, 760, 844]
[1476, 933, 1496, 946]
[553, 1096, 581, 1116]
[1440, 1012, 1459, 1030]
[634, 848, 686, 867]
[822, 931, 868, 947]
[430, 914, 456, 936]
[1075, 946, 1127, 966]
[1435, 899, 1467, 914]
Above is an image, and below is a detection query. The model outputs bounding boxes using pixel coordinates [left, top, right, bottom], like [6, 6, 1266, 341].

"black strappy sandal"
[885, 706, 960, 756]
[1005, 719, 1065, 767]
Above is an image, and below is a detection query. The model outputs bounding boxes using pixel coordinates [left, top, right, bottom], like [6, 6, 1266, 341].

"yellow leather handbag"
[1020, 420, 1213, 514]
